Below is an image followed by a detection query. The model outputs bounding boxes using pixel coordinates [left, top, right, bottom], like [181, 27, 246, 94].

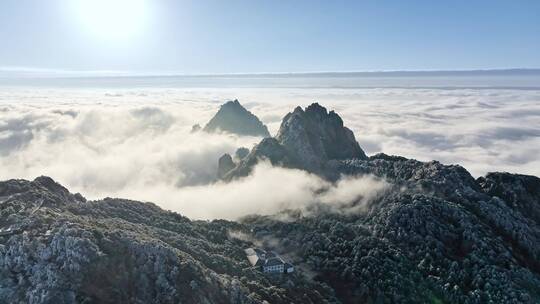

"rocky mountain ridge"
[243, 154, 540, 303]
[1, 103, 539, 303]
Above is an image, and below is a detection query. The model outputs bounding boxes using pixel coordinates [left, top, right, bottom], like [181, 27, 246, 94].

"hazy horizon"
[2, 68, 540, 91]
[2, 67, 540, 78]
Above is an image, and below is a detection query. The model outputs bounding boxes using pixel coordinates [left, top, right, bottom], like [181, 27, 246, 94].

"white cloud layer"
[0, 87, 539, 219]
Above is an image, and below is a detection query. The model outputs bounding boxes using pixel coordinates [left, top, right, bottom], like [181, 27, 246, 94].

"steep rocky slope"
[203, 100, 270, 137]
[0, 177, 336, 304]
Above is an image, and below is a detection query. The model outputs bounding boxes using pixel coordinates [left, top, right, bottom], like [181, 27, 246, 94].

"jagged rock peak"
[221, 103, 368, 180]
[34, 176, 70, 194]
[203, 99, 270, 137]
[305, 102, 328, 115]
[276, 103, 367, 172]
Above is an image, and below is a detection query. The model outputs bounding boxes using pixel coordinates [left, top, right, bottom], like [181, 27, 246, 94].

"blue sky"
[0, 0, 539, 74]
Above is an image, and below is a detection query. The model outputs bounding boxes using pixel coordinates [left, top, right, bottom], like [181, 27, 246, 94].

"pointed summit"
[276, 103, 367, 172]
[203, 100, 270, 137]
[220, 103, 367, 180]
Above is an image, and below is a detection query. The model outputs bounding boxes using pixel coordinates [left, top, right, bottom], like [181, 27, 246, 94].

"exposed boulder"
[203, 100, 270, 137]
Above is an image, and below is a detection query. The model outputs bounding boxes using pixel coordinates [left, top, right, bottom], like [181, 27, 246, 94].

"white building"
[244, 248, 294, 274]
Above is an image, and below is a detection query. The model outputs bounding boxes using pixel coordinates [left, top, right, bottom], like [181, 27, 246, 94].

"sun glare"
[70, 0, 150, 42]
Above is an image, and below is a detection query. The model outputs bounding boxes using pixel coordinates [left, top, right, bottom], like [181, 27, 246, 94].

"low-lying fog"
[1, 87, 539, 219]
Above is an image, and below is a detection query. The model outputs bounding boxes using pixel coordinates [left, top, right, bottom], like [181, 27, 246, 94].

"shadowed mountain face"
[203, 100, 270, 137]
[220, 103, 367, 180]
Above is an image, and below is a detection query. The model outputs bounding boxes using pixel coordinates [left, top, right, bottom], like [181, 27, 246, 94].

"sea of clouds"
[1, 87, 539, 219]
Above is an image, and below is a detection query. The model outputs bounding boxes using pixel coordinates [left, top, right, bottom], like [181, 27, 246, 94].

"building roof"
[266, 251, 277, 258]
[264, 257, 285, 267]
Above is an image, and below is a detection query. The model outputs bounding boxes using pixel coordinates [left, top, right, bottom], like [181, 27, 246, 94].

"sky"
[0, 0, 539, 74]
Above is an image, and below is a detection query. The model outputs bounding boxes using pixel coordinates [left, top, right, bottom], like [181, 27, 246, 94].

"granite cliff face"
[276, 103, 367, 171]
[203, 100, 270, 137]
[220, 103, 367, 180]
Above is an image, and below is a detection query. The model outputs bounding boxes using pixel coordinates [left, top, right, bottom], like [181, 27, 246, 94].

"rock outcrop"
[220, 103, 367, 180]
[276, 103, 367, 172]
[203, 100, 270, 137]
[217, 154, 235, 179]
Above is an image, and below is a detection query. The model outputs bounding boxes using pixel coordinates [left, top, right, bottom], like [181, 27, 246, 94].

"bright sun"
[71, 0, 150, 42]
